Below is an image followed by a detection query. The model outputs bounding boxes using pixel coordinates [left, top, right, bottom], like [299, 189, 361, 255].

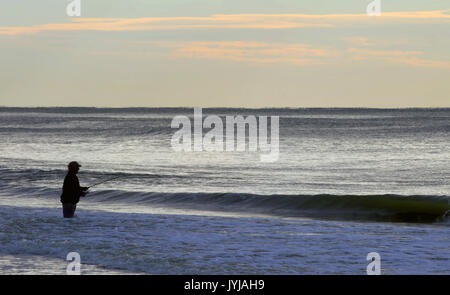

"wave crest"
[89, 190, 450, 223]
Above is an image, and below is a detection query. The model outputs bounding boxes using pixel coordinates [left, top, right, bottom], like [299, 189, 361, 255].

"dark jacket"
[60, 172, 83, 204]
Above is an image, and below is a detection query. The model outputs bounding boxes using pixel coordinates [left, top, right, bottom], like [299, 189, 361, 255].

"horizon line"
[1, 106, 449, 110]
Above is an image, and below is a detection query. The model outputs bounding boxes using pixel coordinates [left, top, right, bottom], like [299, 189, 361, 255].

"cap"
[68, 161, 82, 168]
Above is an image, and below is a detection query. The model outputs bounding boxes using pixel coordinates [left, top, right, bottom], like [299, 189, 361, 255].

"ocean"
[0, 107, 448, 274]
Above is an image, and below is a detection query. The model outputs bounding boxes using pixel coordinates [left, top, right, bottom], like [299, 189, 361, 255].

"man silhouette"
[60, 161, 89, 218]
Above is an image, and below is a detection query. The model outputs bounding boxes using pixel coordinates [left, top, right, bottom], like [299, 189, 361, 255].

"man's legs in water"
[62, 203, 77, 218]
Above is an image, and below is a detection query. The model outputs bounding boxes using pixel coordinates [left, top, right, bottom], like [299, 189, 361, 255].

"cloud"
[85, 40, 449, 69]
[348, 47, 423, 58]
[0, 15, 330, 36]
[148, 41, 450, 68]
[150, 41, 337, 66]
[348, 48, 450, 68]
[0, 10, 449, 35]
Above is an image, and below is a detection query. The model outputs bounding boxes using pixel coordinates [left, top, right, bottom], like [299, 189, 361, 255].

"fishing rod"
[88, 176, 121, 188]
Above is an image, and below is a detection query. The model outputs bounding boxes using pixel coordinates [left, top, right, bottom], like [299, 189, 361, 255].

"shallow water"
[0, 108, 448, 274]
[0, 203, 448, 274]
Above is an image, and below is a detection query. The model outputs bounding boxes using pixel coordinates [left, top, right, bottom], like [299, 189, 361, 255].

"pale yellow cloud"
[151, 41, 337, 66]
[0, 10, 449, 35]
[148, 41, 450, 68]
[382, 56, 450, 68]
[95, 40, 448, 68]
[348, 48, 450, 68]
[0, 15, 329, 35]
[348, 47, 423, 58]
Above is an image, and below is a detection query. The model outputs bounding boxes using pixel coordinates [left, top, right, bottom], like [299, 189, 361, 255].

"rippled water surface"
[0, 108, 448, 274]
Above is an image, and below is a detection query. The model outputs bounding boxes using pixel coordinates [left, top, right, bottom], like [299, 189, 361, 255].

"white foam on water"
[0, 254, 144, 275]
[0, 200, 448, 274]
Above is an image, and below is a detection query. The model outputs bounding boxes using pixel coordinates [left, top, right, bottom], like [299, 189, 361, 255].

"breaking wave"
[90, 190, 450, 223]
[4, 184, 448, 223]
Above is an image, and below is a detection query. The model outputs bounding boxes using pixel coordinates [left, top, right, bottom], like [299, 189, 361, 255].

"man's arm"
[77, 177, 89, 197]
[80, 187, 89, 197]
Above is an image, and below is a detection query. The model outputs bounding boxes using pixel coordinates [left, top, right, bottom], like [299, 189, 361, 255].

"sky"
[0, 0, 449, 108]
